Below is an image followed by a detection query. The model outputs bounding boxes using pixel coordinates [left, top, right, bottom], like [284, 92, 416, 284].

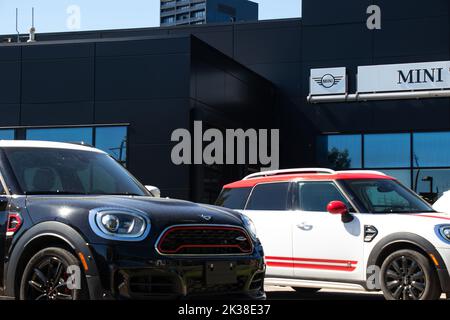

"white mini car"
[433, 191, 450, 214]
[216, 168, 450, 300]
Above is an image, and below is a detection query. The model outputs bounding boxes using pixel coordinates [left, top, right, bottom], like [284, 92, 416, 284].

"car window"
[3, 147, 147, 196]
[215, 187, 251, 209]
[23, 167, 64, 193]
[299, 182, 352, 212]
[245, 182, 290, 210]
[341, 179, 434, 214]
[364, 186, 409, 208]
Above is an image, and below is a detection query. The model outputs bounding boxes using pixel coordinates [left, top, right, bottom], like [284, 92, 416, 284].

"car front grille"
[156, 225, 253, 255]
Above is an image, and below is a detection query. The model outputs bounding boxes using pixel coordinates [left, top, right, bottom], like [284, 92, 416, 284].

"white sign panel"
[310, 67, 347, 95]
[358, 61, 450, 93]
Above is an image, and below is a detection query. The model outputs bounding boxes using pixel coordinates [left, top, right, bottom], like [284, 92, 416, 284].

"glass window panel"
[26, 128, 93, 145]
[317, 135, 362, 169]
[0, 129, 14, 140]
[215, 187, 252, 210]
[413, 132, 450, 168]
[299, 182, 353, 212]
[413, 169, 450, 201]
[95, 127, 127, 164]
[246, 183, 290, 211]
[364, 133, 410, 168]
[379, 169, 412, 189]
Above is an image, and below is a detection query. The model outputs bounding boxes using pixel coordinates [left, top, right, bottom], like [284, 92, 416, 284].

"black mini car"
[0, 141, 265, 300]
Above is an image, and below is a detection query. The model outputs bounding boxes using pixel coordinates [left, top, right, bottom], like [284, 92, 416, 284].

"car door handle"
[296, 222, 313, 231]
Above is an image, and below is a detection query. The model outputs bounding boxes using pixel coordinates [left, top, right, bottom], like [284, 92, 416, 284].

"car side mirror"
[145, 185, 161, 198]
[327, 201, 353, 223]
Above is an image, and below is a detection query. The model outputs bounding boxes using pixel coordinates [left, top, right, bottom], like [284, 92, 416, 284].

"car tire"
[19, 247, 88, 300]
[380, 249, 441, 300]
[292, 287, 320, 294]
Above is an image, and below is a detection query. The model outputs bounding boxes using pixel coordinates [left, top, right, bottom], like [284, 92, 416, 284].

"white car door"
[240, 182, 294, 278]
[292, 181, 365, 282]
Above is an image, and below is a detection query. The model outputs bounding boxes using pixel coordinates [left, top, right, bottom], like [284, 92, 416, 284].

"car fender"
[5, 221, 100, 298]
[366, 232, 450, 293]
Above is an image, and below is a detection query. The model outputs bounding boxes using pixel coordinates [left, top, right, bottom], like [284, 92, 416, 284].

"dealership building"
[1, 0, 450, 203]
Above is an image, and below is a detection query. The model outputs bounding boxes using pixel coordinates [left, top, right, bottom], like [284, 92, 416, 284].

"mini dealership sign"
[358, 61, 450, 93]
[310, 67, 347, 95]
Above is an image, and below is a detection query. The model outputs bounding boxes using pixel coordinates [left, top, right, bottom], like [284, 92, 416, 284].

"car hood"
[25, 195, 244, 233]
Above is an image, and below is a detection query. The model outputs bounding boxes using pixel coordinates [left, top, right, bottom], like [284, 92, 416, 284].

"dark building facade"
[160, 0, 258, 26]
[1, 0, 450, 203]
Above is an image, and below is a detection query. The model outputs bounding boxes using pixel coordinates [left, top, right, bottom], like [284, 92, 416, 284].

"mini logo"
[235, 236, 247, 242]
[313, 74, 344, 88]
[200, 214, 212, 221]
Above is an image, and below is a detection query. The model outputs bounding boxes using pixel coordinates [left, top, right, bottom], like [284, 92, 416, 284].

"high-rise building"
[160, 0, 258, 27]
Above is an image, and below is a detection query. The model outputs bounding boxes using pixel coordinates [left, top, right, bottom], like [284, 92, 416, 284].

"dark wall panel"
[234, 23, 301, 65]
[302, 0, 449, 25]
[22, 43, 94, 60]
[0, 61, 20, 104]
[248, 62, 301, 97]
[368, 99, 450, 133]
[95, 99, 190, 145]
[302, 24, 373, 61]
[21, 58, 93, 103]
[95, 37, 190, 57]
[100, 28, 169, 39]
[194, 62, 226, 109]
[127, 143, 190, 191]
[0, 104, 20, 126]
[169, 25, 234, 57]
[21, 102, 94, 126]
[302, 0, 373, 25]
[373, 17, 450, 58]
[95, 54, 190, 101]
[376, 0, 449, 20]
[0, 46, 20, 60]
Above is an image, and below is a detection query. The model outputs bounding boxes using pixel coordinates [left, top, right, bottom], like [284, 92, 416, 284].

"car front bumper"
[86, 244, 266, 300]
[435, 248, 450, 294]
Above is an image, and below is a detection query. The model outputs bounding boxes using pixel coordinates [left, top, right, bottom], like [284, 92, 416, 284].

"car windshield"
[3, 147, 148, 196]
[340, 179, 435, 214]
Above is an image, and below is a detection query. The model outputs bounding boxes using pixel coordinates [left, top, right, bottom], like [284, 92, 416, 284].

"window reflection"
[413, 169, 450, 201]
[364, 134, 410, 168]
[95, 127, 127, 165]
[380, 169, 412, 188]
[413, 132, 450, 168]
[26, 128, 93, 145]
[0, 130, 14, 140]
[317, 135, 362, 169]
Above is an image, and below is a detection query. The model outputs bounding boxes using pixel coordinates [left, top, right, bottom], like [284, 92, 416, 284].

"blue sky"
[0, 0, 301, 34]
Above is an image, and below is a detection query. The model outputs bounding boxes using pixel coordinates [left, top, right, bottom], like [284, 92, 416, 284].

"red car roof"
[223, 172, 395, 189]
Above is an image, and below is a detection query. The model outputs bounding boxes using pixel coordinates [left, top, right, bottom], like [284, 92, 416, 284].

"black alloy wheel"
[380, 249, 441, 300]
[20, 247, 87, 300]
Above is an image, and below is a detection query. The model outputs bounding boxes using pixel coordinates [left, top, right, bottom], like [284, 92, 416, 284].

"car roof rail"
[338, 170, 387, 176]
[243, 168, 336, 180]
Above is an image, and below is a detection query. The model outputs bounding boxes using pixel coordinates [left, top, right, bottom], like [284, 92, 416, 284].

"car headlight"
[436, 225, 450, 244]
[241, 215, 258, 239]
[89, 208, 151, 241]
[439, 225, 450, 242]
